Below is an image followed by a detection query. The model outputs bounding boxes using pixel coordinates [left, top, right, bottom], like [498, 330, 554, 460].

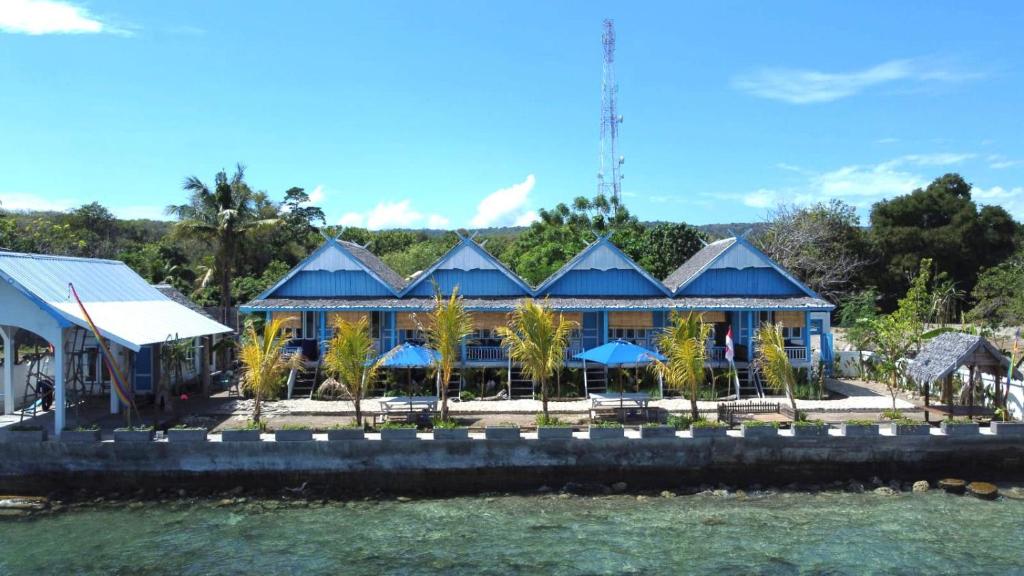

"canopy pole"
[583, 359, 588, 397]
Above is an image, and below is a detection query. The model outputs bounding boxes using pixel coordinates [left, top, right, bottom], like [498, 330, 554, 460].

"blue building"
[241, 233, 834, 397]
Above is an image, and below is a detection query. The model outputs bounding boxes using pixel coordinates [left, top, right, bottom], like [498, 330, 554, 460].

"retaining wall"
[1, 431, 1022, 495]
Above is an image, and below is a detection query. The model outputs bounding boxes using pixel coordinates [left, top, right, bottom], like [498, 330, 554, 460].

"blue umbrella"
[574, 339, 665, 367]
[376, 342, 441, 368]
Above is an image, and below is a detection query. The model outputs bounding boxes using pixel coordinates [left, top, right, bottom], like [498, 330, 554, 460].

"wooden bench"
[589, 392, 650, 421]
[380, 396, 439, 424]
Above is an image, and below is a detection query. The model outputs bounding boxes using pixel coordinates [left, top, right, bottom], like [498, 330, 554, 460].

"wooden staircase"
[736, 365, 765, 398]
[290, 360, 321, 399]
[507, 366, 535, 398]
[583, 365, 608, 396]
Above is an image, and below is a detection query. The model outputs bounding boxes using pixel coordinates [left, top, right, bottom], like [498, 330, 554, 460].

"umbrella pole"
[583, 359, 588, 397]
[619, 368, 624, 424]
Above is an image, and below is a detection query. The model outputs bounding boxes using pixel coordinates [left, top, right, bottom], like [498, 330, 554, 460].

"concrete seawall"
[1, 433, 1022, 495]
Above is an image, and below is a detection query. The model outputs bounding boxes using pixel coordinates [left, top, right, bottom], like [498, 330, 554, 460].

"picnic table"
[380, 396, 439, 423]
[589, 392, 651, 421]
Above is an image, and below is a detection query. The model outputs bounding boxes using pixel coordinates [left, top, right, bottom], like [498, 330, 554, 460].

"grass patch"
[793, 419, 825, 427]
[590, 421, 624, 429]
[690, 419, 727, 429]
[845, 419, 877, 426]
[882, 408, 903, 421]
[276, 423, 312, 431]
[64, 423, 100, 432]
[741, 420, 777, 428]
[224, 420, 263, 432]
[114, 425, 154, 432]
[379, 421, 417, 430]
[665, 415, 692, 430]
[329, 421, 363, 430]
[536, 414, 569, 427]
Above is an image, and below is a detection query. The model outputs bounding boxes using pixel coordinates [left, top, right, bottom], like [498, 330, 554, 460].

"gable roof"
[0, 251, 231, 351]
[906, 331, 1023, 386]
[535, 236, 670, 296]
[400, 234, 533, 296]
[154, 283, 216, 320]
[257, 237, 405, 299]
[662, 236, 819, 299]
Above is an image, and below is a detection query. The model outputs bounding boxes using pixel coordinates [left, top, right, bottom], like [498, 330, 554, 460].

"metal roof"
[0, 251, 232, 351]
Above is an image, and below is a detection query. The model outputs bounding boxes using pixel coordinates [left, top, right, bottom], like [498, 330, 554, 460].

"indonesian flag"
[725, 326, 735, 363]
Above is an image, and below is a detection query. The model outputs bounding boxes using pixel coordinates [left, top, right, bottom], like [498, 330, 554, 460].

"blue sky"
[1, 1, 1022, 228]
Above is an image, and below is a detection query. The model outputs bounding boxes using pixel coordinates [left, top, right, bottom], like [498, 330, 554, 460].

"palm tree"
[165, 164, 276, 326]
[496, 299, 575, 419]
[238, 317, 296, 426]
[425, 287, 473, 421]
[756, 323, 799, 415]
[650, 312, 711, 421]
[322, 316, 384, 427]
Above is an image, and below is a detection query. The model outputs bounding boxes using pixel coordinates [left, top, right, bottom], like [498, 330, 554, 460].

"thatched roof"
[906, 331, 1022, 386]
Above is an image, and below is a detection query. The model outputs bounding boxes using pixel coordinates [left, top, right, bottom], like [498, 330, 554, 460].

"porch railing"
[709, 346, 726, 361]
[785, 347, 808, 362]
[464, 345, 507, 362]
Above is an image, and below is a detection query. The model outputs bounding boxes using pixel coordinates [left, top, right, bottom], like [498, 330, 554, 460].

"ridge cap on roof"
[0, 251, 125, 265]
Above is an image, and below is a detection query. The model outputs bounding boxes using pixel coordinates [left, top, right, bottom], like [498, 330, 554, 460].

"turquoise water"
[1, 491, 1023, 575]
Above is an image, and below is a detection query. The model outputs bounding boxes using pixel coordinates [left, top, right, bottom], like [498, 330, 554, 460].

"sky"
[1, 1, 1022, 228]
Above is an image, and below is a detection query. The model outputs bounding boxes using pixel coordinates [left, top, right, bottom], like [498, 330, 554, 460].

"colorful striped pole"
[68, 283, 135, 413]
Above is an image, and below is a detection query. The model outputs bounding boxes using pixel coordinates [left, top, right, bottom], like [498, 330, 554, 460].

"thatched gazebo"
[906, 331, 1021, 414]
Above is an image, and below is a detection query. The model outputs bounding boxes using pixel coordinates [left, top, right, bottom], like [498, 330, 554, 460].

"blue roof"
[400, 234, 533, 297]
[0, 252, 166, 304]
[536, 236, 671, 297]
[574, 339, 666, 367]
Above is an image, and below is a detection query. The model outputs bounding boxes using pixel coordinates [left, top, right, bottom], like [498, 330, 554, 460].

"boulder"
[611, 482, 628, 493]
[938, 478, 967, 494]
[967, 482, 999, 501]
[846, 481, 865, 493]
[873, 487, 897, 496]
[1003, 487, 1024, 501]
[912, 481, 930, 493]
[659, 490, 676, 498]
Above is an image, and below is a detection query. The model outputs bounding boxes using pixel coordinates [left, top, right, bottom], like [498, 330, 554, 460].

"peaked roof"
[400, 234, 533, 296]
[257, 237, 405, 299]
[154, 283, 216, 320]
[906, 332, 1023, 386]
[536, 236, 670, 296]
[662, 236, 819, 299]
[0, 251, 231, 351]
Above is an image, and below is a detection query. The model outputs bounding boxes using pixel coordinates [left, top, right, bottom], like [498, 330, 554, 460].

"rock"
[912, 481, 930, 493]
[636, 495, 649, 502]
[0, 496, 48, 512]
[734, 490, 747, 500]
[1003, 487, 1024, 501]
[873, 487, 897, 496]
[711, 489, 730, 498]
[216, 499, 234, 507]
[128, 502, 145, 510]
[611, 482, 628, 493]
[938, 478, 967, 494]
[846, 481, 865, 493]
[659, 490, 676, 498]
[967, 482, 999, 501]
[558, 493, 572, 499]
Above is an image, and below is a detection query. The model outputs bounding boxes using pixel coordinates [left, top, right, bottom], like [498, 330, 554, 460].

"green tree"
[425, 288, 474, 421]
[869, 173, 1017, 310]
[322, 316, 384, 426]
[838, 288, 879, 377]
[166, 164, 277, 324]
[238, 317, 296, 426]
[868, 261, 932, 410]
[649, 312, 711, 421]
[969, 249, 1024, 327]
[496, 299, 575, 419]
[756, 323, 800, 414]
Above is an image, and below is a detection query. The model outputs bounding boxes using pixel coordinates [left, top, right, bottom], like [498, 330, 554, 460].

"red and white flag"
[725, 326, 735, 363]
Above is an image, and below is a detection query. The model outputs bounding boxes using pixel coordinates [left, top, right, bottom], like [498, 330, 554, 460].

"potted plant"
[792, 419, 829, 437]
[274, 424, 314, 442]
[639, 421, 678, 439]
[889, 418, 930, 436]
[431, 418, 469, 441]
[484, 423, 521, 440]
[740, 420, 778, 439]
[535, 414, 573, 440]
[990, 420, 1024, 436]
[167, 425, 208, 443]
[840, 419, 879, 437]
[326, 422, 365, 441]
[61, 424, 101, 443]
[940, 418, 979, 436]
[379, 421, 419, 441]
[689, 419, 728, 438]
[114, 425, 155, 442]
[588, 421, 625, 440]
[221, 421, 263, 442]
[5, 424, 47, 442]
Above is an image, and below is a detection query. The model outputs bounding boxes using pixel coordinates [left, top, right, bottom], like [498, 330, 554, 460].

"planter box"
[941, 422, 979, 436]
[690, 426, 728, 438]
[991, 421, 1024, 436]
[840, 423, 878, 437]
[380, 428, 418, 441]
[536, 426, 574, 440]
[484, 427, 521, 440]
[167, 429, 208, 443]
[639, 425, 677, 439]
[740, 425, 778, 439]
[327, 428, 365, 441]
[275, 430, 314, 442]
[588, 427, 625, 440]
[61, 429, 101, 443]
[432, 428, 470, 441]
[114, 429, 154, 443]
[221, 430, 262, 442]
[4, 429, 47, 443]
[792, 424, 829, 437]
[890, 422, 931, 436]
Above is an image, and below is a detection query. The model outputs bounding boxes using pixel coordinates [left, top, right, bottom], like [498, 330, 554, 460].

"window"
[303, 312, 317, 340]
[781, 326, 803, 347]
[608, 328, 651, 344]
[399, 329, 425, 345]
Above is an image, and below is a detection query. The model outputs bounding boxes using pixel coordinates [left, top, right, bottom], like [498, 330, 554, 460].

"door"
[134, 345, 154, 394]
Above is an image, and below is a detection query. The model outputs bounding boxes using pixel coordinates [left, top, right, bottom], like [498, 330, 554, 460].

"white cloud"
[0, 0, 124, 35]
[337, 199, 448, 230]
[875, 137, 900, 144]
[0, 192, 75, 212]
[743, 189, 779, 208]
[470, 174, 536, 228]
[974, 186, 1024, 220]
[112, 205, 169, 220]
[732, 58, 980, 104]
[308, 185, 325, 204]
[513, 211, 538, 226]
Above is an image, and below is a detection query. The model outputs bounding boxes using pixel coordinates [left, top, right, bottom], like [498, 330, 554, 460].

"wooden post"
[200, 335, 211, 397]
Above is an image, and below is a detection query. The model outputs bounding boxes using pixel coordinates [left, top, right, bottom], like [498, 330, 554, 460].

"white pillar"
[1, 327, 12, 415]
[53, 329, 65, 437]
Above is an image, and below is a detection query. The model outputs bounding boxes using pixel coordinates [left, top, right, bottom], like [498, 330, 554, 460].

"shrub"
[590, 421, 623, 429]
[882, 409, 902, 421]
[741, 420, 777, 428]
[316, 378, 350, 401]
[379, 421, 417, 430]
[225, 420, 263, 432]
[64, 423, 100, 432]
[171, 424, 207, 430]
[665, 415, 692, 430]
[845, 419, 876, 426]
[431, 417, 460, 430]
[459, 390, 477, 402]
[690, 419, 727, 429]
[945, 417, 974, 425]
[277, 423, 312, 431]
[114, 425, 154, 432]
[793, 419, 825, 427]
[536, 414, 569, 427]
[330, 421, 363, 430]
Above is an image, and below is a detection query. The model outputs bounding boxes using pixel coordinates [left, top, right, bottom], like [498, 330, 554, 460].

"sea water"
[1, 491, 1022, 575]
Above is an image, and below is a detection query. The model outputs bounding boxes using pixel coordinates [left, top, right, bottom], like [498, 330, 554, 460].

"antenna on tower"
[598, 19, 624, 210]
